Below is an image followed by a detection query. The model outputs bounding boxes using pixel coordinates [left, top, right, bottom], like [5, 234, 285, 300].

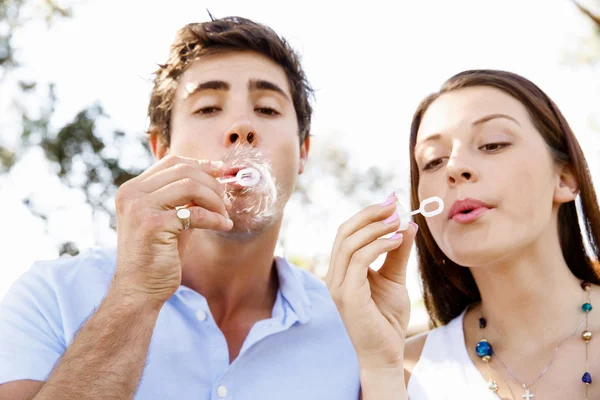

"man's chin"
[216, 214, 276, 241]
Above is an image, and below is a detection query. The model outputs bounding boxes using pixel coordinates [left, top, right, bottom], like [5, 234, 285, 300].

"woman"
[327, 70, 600, 400]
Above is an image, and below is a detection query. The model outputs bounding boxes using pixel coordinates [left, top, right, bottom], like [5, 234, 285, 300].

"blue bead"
[476, 340, 494, 357]
[582, 303, 593, 312]
[582, 372, 592, 384]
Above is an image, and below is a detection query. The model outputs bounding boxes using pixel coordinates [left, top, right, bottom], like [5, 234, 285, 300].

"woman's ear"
[553, 164, 579, 204]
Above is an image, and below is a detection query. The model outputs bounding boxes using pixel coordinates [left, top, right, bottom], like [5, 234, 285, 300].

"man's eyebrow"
[248, 79, 290, 101]
[184, 80, 230, 100]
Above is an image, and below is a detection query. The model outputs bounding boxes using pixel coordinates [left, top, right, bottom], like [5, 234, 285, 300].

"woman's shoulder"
[404, 331, 429, 386]
[403, 312, 468, 386]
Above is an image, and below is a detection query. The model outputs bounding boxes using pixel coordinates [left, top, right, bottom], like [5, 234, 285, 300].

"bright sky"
[1, 0, 599, 327]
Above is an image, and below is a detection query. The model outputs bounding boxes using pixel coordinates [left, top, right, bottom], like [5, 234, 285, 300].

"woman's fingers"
[330, 193, 398, 260]
[344, 233, 405, 290]
[378, 222, 418, 285]
[328, 205, 401, 289]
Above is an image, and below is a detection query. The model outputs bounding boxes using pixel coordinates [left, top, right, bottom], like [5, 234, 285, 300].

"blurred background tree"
[571, 1, 600, 64]
[1, 0, 153, 256]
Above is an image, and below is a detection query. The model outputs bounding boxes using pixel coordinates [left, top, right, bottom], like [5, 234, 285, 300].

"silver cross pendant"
[522, 388, 534, 400]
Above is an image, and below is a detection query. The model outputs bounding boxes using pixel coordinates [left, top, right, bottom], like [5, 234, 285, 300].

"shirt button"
[217, 385, 228, 398]
[195, 310, 207, 321]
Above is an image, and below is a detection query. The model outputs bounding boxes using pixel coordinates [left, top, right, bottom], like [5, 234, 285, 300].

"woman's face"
[414, 86, 575, 267]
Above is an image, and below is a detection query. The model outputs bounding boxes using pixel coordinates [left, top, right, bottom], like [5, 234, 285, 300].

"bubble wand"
[397, 196, 444, 231]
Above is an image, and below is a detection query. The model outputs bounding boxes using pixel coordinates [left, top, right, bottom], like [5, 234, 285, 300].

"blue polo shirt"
[0, 248, 360, 399]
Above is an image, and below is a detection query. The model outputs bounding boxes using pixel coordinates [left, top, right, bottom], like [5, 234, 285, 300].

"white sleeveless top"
[407, 310, 501, 400]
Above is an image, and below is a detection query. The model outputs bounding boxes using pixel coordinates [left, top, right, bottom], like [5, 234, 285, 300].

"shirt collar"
[272, 256, 312, 324]
[170, 256, 313, 324]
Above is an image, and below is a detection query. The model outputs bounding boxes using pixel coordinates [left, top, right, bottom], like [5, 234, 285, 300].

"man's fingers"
[328, 211, 401, 289]
[150, 178, 229, 218]
[378, 222, 418, 285]
[140, 162, 224, 195]
[138, 155, 225, 181]
[166, 206, 233, 233]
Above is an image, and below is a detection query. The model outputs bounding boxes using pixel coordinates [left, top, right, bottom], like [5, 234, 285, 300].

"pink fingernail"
[384, 213, 399, 224]
[381, 196, 396, 207]
[389, 232, 404, 240]
[409, 221, 419, 232]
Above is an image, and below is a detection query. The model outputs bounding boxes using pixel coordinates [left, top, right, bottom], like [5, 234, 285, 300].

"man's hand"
[113, 155, 233, 305]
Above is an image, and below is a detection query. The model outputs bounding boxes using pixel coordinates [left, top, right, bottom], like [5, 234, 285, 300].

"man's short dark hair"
[148, 16, 313, 145]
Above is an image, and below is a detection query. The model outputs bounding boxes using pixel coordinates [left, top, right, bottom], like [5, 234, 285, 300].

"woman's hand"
[327, 193, 416, 371]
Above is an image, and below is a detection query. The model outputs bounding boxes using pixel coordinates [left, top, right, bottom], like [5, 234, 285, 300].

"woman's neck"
[469, 228, 589, 351]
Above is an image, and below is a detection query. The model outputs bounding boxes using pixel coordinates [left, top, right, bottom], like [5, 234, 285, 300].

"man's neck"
[179, 220, 282, 323]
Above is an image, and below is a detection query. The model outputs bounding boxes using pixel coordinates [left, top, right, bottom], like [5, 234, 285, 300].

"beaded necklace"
[475, 281, 593, 399]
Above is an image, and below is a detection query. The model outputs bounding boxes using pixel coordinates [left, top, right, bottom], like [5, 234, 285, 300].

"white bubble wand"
[216, 167, 261, 187]
[397, 196, 445, 231]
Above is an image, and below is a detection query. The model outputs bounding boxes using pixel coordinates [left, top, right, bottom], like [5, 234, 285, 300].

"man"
[0, 16, 360, 399]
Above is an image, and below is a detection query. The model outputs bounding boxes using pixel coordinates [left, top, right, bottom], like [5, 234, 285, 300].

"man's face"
[151, 51, 309, 239]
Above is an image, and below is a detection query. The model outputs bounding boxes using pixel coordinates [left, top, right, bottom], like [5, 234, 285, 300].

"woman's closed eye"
[423, 158, 446, 171]
[479, 142, 511, 152]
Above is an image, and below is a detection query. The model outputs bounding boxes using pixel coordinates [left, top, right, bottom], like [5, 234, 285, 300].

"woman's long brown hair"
[409, 70, 600, 327]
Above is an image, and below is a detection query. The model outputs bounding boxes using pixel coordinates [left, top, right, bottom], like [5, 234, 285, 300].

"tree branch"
[573, 1, 600, 28]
